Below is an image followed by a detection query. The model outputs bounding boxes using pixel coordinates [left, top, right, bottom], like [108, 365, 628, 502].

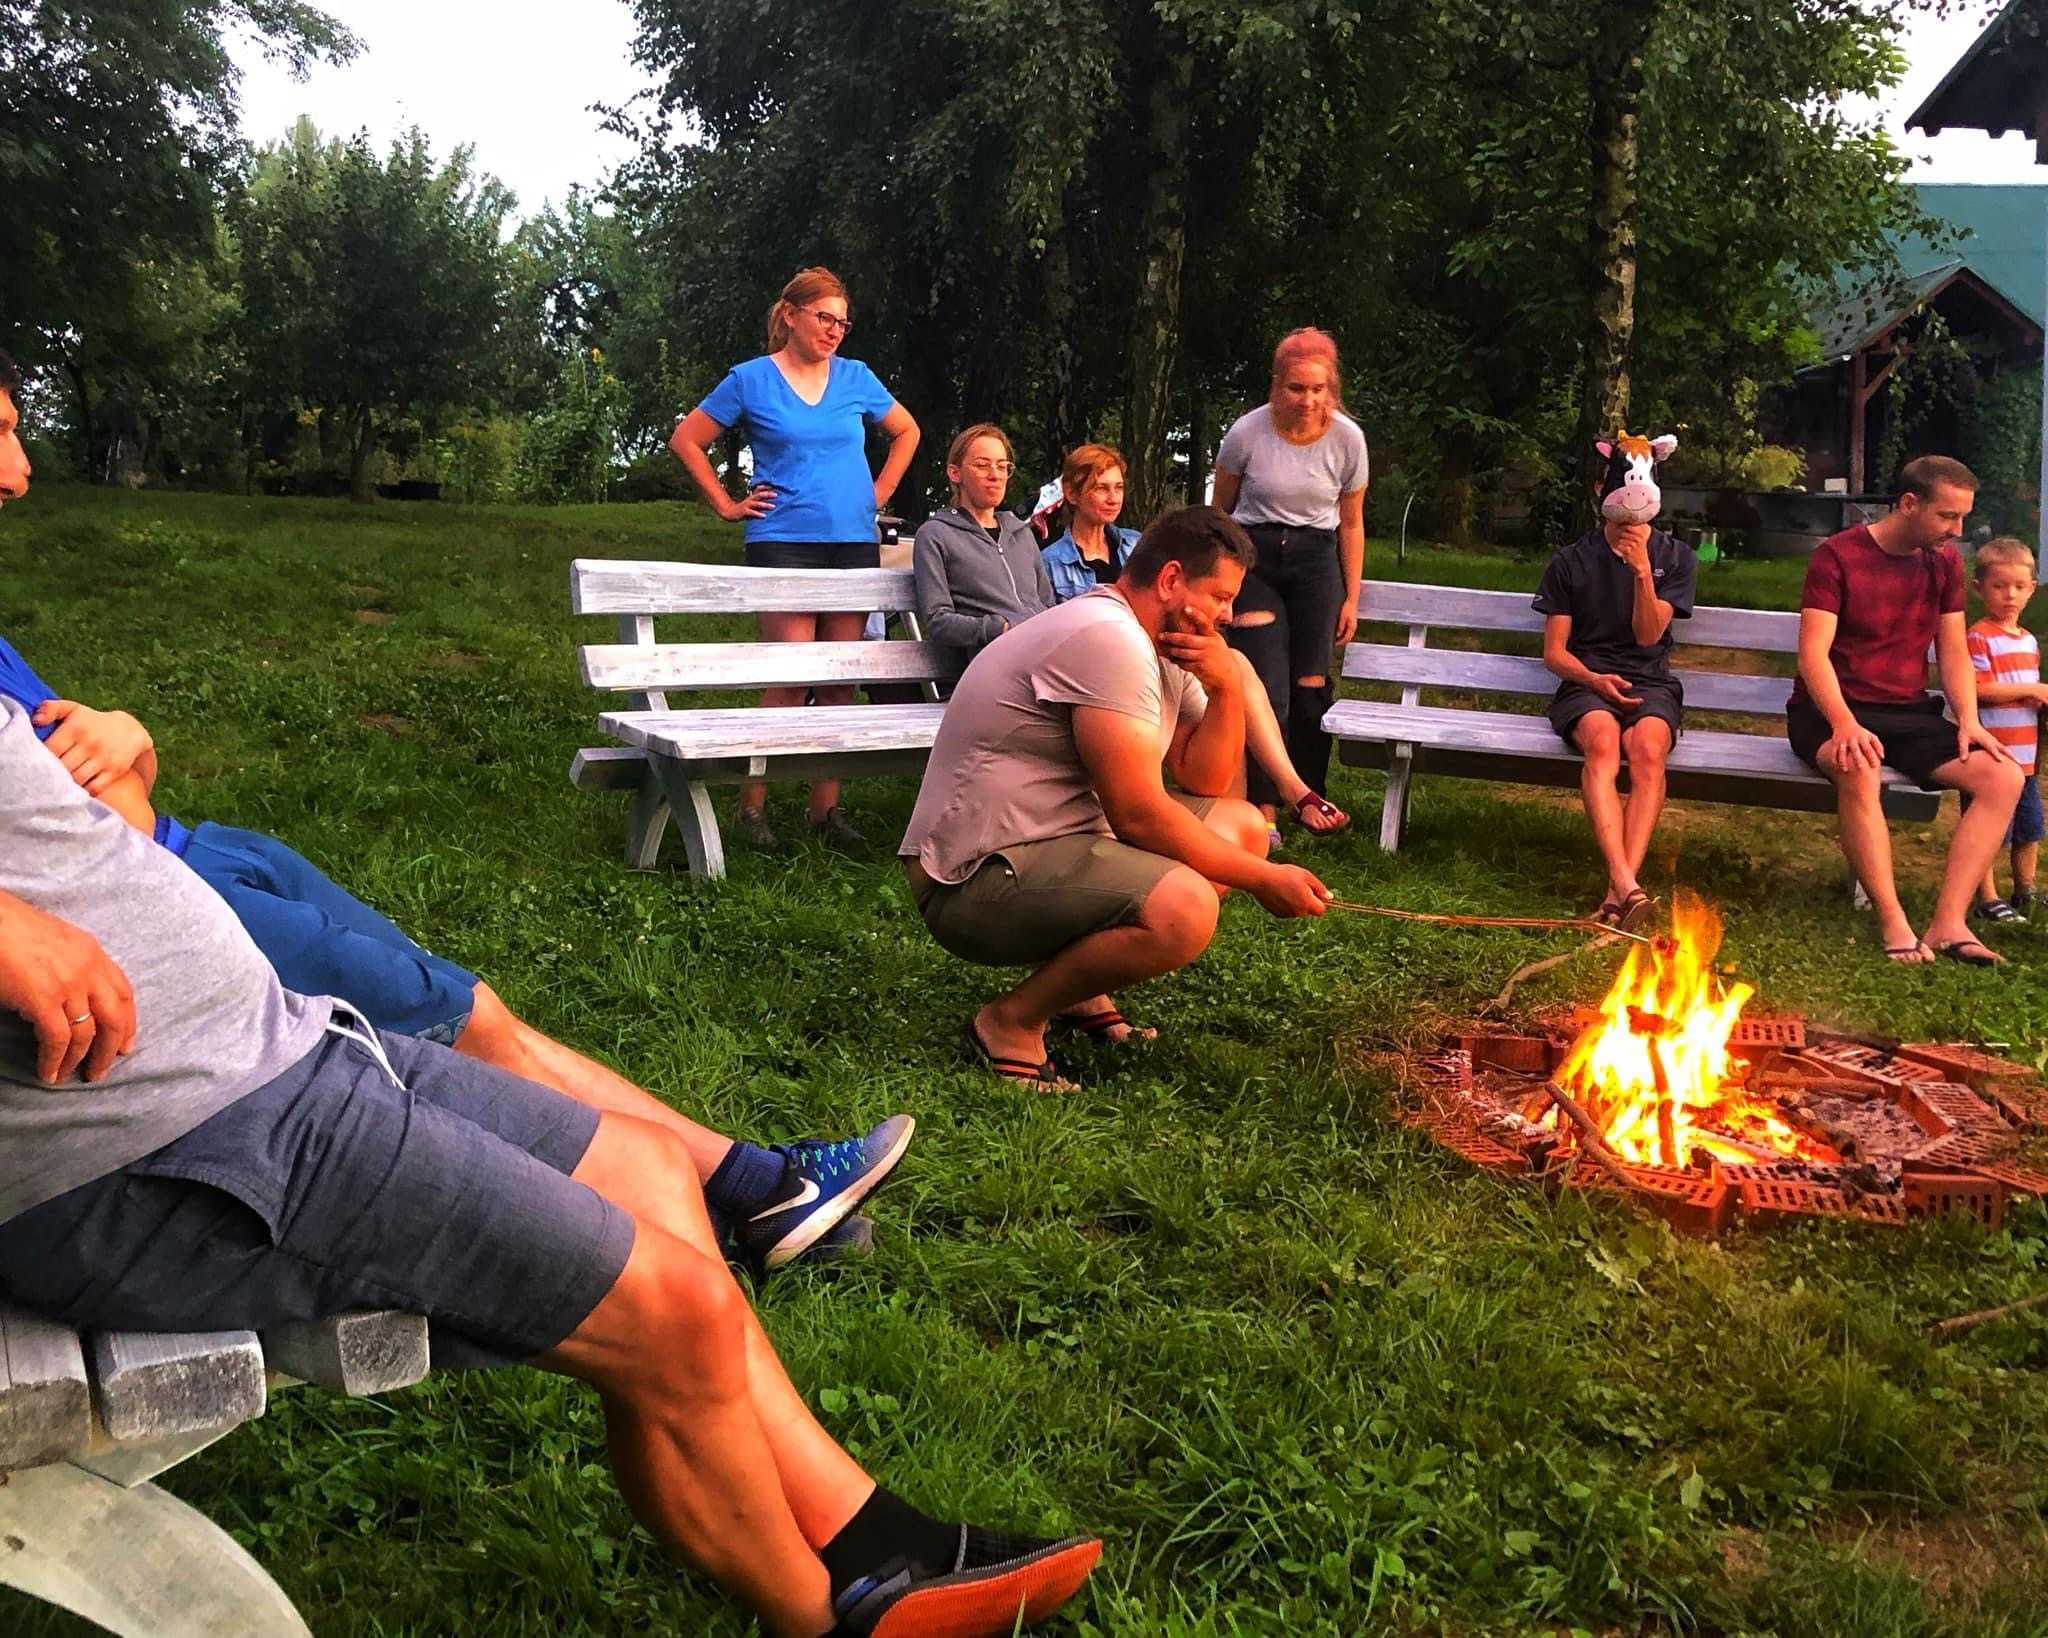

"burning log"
[1537, 1081, 1638, 1189]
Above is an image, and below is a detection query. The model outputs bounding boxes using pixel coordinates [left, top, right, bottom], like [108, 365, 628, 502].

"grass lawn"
[7, 487, 2048, 1636]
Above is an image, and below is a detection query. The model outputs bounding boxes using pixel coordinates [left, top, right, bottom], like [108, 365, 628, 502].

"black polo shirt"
[1531, 527, 1697, 683]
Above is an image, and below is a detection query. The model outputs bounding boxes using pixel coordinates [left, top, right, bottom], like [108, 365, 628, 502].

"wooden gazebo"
[1909, 0, 2048, 531]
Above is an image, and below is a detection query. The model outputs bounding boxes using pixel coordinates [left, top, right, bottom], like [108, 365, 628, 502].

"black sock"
[821, 1487, 959, 1597]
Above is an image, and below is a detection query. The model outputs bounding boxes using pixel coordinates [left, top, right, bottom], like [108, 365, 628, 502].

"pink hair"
[1269, 327, 1343, 408]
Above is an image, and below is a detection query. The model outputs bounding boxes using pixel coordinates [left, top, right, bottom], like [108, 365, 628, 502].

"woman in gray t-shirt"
[1212, 327, 1368, 833]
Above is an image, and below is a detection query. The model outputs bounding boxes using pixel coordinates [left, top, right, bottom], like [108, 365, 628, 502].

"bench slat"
[571, 559, 919, 616]
[1340, 644, 1797, 714]
[91, 1331, 266, 1446]
[263, 1312, 430, 1395]
[1355, 581, 1806, 654]
[1324, 700, 1943, 818]
[601, 703, 947, 762]
[570, 745, 651, 790]
[0, 1306, 91, 1472]
[581, 639, 958, 692]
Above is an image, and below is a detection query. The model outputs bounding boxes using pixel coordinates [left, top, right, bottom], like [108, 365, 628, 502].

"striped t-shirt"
[1967, 618, 2040, 771]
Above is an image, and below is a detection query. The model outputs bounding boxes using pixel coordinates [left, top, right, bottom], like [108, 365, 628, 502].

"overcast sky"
[230, 0, 2042, 222]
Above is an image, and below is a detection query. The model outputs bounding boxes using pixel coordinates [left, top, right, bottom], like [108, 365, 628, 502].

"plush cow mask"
[1595, 431, 1679, 525]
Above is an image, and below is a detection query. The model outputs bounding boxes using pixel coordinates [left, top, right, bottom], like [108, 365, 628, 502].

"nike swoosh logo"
[751, 1177, 819, 1221]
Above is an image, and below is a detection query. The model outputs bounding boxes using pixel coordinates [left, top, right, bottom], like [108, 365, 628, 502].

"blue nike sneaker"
[740, 1114, 915, 1271]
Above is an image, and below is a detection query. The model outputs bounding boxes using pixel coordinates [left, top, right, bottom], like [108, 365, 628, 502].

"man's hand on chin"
[1158, 612, 1239, 696]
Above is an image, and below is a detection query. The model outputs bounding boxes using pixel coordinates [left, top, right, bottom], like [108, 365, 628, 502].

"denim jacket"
[1041, 526, 1141, 604]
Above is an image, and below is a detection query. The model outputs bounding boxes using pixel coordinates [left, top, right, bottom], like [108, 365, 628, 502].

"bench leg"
[0, 1462, 310, 1637]
[653, 766, 726, 880]
[625, 775, 672, 872]
[1379, 744, 1415, 851]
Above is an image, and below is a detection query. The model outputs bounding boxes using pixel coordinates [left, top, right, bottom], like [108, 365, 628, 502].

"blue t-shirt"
[695, 355, 896, 545]
[0, 637, 56, 741]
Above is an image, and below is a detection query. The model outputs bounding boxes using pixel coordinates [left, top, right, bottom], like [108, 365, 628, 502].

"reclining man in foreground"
[900, 505, 1332, 1090]
[0, 692, 1101, 1636]
[0, 354, 896, 1273]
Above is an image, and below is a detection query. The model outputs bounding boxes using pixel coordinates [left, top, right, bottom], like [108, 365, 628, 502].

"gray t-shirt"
[899, 589, 1208, 883]
[0, 698, 332, 1224]
[1215, 405, 1369, 530]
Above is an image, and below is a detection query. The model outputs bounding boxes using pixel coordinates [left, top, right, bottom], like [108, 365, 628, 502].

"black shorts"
[743, 540, 881, 571]
[1786, 694, 1958, 790]
[1548, 678, 1683, 745]
[0, 1021, 634, 1371]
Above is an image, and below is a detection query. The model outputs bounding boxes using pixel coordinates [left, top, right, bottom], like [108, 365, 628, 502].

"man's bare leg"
[1046, 799, 1269, 1047]
[1822, 754, 1927, 960]
[456, 985, 735, 1179]
[1926, 751, 2027, 954]
[1572, 712, 1634, 901]
[1620, 718, 1672, 879]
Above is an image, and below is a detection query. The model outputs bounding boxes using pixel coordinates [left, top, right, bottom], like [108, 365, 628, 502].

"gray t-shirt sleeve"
[1029, 622, 1164, 726]
[1334, 415, 1369, 493]
[1215, 411, 1255, 477]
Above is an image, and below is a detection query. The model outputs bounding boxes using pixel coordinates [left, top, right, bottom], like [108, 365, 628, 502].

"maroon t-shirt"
[1789, 524, 1962, 708]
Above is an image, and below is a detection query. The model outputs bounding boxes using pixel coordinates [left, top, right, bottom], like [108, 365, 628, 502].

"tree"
[238, 126, 517, 500]
[1, 1, 355, 366]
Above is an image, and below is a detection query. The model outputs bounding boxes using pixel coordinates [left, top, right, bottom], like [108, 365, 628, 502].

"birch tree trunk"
[1128, 39, 1195, 524]
[1571, 5, 1654, 532]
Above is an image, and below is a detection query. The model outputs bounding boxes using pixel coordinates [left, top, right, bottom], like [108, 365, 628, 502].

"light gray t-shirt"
[899, 589, 1208, 884]
[1215, 405, 1369, 530]
[0, 698, 332, 1224]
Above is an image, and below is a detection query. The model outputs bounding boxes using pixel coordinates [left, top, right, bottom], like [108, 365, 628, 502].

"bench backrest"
[571, 560, 954, 705]
[1348, 580, 1820, 718]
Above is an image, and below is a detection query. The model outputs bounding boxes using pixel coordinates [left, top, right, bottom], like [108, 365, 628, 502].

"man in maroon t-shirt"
[1788, 455, 2023, 965]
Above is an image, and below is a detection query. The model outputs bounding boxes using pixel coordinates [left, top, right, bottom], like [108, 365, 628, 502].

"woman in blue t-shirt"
[669, 266, 921, 849]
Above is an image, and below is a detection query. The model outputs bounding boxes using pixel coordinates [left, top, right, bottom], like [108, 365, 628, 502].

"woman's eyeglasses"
[963, 459, 1013, 475]
[805, 309, 853, 335]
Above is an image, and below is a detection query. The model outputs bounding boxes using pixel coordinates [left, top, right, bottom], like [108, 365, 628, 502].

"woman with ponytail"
[1212, 328, 1366, 835]
[668, 267, 920, 850]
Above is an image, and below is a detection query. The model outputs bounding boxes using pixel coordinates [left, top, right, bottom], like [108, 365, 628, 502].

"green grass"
[6, 488, 2048, 1636]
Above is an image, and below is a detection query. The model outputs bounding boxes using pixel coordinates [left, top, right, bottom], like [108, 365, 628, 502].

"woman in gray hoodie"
[912, 424, 1055, 667]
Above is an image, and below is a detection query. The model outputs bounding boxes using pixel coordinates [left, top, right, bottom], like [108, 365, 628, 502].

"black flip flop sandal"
[1057, 1008, 1158, 1043]
[1884, 941, 1933, 964]
[1931, 938, 2003, 967]
[1613, 887, 1656, 932]
[961, 1020, 1078, 1091]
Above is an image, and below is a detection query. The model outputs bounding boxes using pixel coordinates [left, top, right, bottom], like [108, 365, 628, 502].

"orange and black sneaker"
[827, 1526, 1102, 1637]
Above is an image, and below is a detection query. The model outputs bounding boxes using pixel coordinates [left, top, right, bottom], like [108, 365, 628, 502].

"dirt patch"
[1718, 1526, 1770, 1584]
[357, 712, 416, 738]
[353, 608, 396, 626]
[424, 647, 486, 672]
[1819, 1508, 2048, 1605]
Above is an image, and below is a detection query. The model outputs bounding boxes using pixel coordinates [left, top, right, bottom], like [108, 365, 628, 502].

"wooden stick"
[1541, 1081, 1637, 1189]
[1326, 899, 1653, 943]
[1927, 1289, 2048, 1343]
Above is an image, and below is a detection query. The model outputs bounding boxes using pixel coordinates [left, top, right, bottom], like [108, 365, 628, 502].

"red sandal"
[1292, 791, 1351, 834]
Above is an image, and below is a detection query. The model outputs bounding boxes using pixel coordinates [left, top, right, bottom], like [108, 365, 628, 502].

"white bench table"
[1323, 580, 1944, 850]
[570, 560, 956, 878]
[0, 1306, 429, 1635]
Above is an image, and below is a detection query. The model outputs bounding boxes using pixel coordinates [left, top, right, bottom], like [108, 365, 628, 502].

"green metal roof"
[1898, 183, 2046, 328]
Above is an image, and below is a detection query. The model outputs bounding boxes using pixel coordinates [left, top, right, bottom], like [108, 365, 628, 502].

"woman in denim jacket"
[1041, 444, 1349, 846]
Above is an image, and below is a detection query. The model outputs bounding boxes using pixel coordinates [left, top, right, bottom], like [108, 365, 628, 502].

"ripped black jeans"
[1223, 523, 1342, 807]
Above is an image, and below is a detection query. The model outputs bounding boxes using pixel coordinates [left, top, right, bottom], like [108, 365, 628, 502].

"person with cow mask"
[1533, 433, 1698, 931]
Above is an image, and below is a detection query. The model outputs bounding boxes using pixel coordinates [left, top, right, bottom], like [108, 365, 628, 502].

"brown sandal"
[1058, 1008, 1158, 1043]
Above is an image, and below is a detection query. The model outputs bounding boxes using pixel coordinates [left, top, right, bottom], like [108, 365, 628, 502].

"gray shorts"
[0, 1019, 634, 1371]
[906, 796, 1216, 967]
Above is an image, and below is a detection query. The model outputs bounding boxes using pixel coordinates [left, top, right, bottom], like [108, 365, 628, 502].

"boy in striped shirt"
[1967, 537, 2047, 922]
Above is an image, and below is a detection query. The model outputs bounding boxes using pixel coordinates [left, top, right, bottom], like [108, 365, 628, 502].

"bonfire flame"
[1553, 896, 1822, 1168]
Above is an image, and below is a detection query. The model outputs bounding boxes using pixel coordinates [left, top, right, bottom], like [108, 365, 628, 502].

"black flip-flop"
[961, 1020, 1078, 1091]
[1884, 941, 1934, 964]
[1931, 938, 2003, 967]
[1057, 1007, 1158, 1043]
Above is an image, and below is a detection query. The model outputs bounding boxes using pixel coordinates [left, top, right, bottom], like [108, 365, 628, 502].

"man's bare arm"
[1073, 706, 1328, 917]
[1796, 607, 1881, 771]
[34, 699, 156, 795]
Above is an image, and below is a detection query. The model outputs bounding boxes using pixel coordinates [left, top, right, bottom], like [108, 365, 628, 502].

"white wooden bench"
[569, 561, 958, 878]
[0, 1306, 429, 1635]
[1323, 579, 1945, 850]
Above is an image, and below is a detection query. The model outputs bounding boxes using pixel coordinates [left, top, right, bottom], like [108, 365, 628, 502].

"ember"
[1404, 897, 2048, 1234]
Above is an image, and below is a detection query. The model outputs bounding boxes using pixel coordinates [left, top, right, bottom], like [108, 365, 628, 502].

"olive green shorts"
[906, 797, 1217, 967]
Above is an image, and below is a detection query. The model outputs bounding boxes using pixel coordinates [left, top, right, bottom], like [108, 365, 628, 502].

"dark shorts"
[1548, 679, 1683, 745]
[1786, 694, 1957, 790]
[905, 796, 1219, 967]
[182, 822, 478, 1043]
[0, 1021, 634, 1371]
[743, 540, 881, 571]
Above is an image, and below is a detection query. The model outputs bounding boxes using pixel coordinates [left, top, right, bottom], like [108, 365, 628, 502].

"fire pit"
[1409, 900, 2048, 1234]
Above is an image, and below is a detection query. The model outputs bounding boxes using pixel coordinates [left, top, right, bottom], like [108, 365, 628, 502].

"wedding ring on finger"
[69, 1012, 92, 1025]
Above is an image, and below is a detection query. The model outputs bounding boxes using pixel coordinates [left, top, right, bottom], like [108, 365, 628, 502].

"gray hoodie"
[912, 506, 1055, 660]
